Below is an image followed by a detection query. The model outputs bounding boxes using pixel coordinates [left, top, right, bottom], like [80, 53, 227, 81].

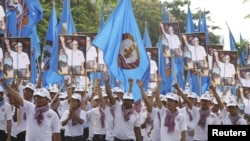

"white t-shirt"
[0, 102, 12, 131]
[61, 109, 86, 136]
[188, 45, 207, 61]
[153, 107, 187, 141]
[10, 51, 30, 69]
[164, 33, 181, 49]
[149, 107, 161, 141]
[21, 100, 61, 141]
[86, 46, 97, 61]
[218, 62, 236, 78]
[65, 48, 85, 66]
[0, 5, 5, 19]
[239, 78, 250, 87]
[192, 106, 218, 141]
[220, 108, 247, 125]
[87, 106, 110, 135]
[111, 102, 141, 140]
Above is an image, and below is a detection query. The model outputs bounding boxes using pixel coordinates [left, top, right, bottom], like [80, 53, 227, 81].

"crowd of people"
[0, 70, 249, 141]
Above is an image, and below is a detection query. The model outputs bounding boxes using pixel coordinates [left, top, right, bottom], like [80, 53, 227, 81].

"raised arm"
[210, 85, 224, 110]
[181, 34, 191, 48]
[1, 77, 24, 106]
[159, 23, 167, 36]
[155, 75, 163, 109]
[173, 82, 193, 110]
[4, 39, 13, 54]
[59, 36, 67, 51]
[103, 72, 116, 105]
[136, 79, 152, 112]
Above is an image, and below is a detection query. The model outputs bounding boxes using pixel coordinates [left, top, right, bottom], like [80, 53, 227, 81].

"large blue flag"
[186, 6, 195, 33]
[239, 33, 246, 66]
[57, 0, 76, 34]
[43, 3, 64, 87]
[201, 10, 210, 44]
[143, 21, 152, 48]
[162, 6, 169, 22]
[226, 23, 237, 51]
[92, 0, 150, 101]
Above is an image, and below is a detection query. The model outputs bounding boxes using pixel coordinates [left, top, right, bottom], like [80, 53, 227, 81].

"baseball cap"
[34, 88, 51, 100]
[187, 93, 196, 99]
[165, 92, 179, 102]
[49, 86, 59, 93]
[112, 87, 124, 93]
[200, 94, 211, 101]
[59, 92, 68, 99]
[226, 99, 238, 107]
[74, 86, 84, 92]
[123, 93, 133, 100]
[71, 93, 82, 101]
[93, 95, 100, 101]
[24, 83, 35, 91]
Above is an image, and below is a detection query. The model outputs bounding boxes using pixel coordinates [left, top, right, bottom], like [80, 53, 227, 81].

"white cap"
[226, 99, 238, 107]
[200, 94, 211, 101]
[112, 87, 124, 93]
[102, 91, 108, 97]
[165, 92, 179, 102]
[74, 86, 84, 92]
[49, 86, 59, 93]
[93, 95, 99, 101]
[71, 93, 82, 101]
[24, 83, 35, 91]
[34, 88, 51, 100]
[212, 97, 218, 105]
[123, 92, 133, 100]
[187, 93, 196, 99]
[59, 92, 68, 99]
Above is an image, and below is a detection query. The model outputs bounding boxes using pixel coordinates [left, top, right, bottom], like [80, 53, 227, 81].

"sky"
[160, 0, 250, 50]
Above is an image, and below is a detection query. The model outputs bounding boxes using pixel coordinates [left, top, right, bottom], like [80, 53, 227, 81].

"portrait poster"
[181, 32, 208, 72]
[237, 86, 250, 105]
[3, 37, 31, 79]
[0, 0, 6, 33]
[159, 22, 182, 58]
[146, 48, 158, 82]
[58, 35, 86, 75]
[77, 32, 102, 71]
[211, 50, 237, 86]
[237, 68, 250, 88]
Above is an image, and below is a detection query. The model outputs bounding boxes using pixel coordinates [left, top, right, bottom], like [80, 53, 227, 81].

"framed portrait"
[77, 32, 100, 71]
[58, 34, 86, 75]
[211, 50, 237, 86]
[0, 0, 6, 33]
[146, 48, 158, 82]
[237, 68, 250, 88]
[237, 86, 250, 103]
[181, 32, 208, 71]
[3, 37, 31, 79]
[159, 22, 182, 58]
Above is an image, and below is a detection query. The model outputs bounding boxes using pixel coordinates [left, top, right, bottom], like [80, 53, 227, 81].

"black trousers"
[65, 135, 83, 141]
[0, 130, 6, 141]
[113, 137, 134, 141]
[17, 131, 26, 141]
[92, 134, 106, 141]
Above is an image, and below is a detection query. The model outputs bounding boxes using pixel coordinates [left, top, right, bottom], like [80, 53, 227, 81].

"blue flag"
[239, 33, 246, 66]
[162, 6, 169, 22]
[43, 3, 64, 87]
[201, 11, 210, 44]
[186, 6, 195, 33]
[143, 21, 152, 48]
[92, 0, 150, 101]
[57, 0, 76, 35]
[226, 23, 236, 51]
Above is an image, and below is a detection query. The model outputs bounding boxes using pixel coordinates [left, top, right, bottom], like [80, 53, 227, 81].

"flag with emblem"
[92, 0, 150, 101]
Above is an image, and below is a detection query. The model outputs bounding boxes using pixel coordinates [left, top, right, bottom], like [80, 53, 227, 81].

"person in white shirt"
[4, 39, 30, 78]
[211, 86, 247, 125]
[182, 35, 208, 70]
[2, 78, 62, 141]
[160, 23, 182, 57]
[59, 36, 85, 75]
[138, 77, 187, 141]
[0, 86, 12, 141]
[61, 93, 86, 141]
[238, 87, 250, 124]
[0, 5, 6, 30]
[214, 51, 236, 85]
[86, 36, 98, 69]
[147, 51, 158, 89]
[237, 71, 250, 87]
[103, 72, 142, 141]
